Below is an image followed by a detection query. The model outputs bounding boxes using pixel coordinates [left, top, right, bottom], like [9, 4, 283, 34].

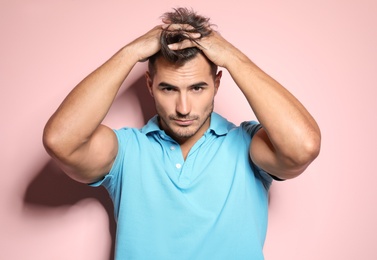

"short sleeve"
[88, 128, 128, 216]
[240, 121, 273, 190]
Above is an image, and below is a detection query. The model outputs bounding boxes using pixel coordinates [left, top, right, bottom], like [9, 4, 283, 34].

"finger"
[168, 39, 198, 50]
[161, 27, 201, 40]
[162, 18, 171, 24]
[182, 31, 201, 39]
[164, 23, 196, 32]
[163, 27, 202, 39]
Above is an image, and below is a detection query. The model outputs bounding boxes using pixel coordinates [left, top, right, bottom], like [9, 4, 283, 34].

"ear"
[214, 70, 222, 95]
[145, 71, 154, 97]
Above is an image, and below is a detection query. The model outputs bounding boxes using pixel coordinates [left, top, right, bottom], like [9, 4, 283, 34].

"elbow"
[297, 132, 321, 165]
[42, 125, 58, 156]
[280, 133, 321, 179]
[42, 124, 70, 160]
[43, 129, 93, 184]
[43, 125, 102, 185]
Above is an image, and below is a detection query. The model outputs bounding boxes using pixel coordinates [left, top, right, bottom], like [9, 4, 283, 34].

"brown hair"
[148, 7, 218, 78]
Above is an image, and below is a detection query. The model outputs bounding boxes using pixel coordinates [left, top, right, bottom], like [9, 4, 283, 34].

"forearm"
[43, 46, 138, 157]
[226, 52, 320, 165]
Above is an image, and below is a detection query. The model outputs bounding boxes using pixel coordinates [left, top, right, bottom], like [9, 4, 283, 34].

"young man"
[43, 8, 321, 259]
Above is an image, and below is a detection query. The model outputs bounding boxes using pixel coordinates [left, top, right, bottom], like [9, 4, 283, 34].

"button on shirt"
[91, 112, 272, 260]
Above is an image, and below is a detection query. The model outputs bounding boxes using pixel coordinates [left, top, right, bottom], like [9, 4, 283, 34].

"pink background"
[1, 0, 376, 259]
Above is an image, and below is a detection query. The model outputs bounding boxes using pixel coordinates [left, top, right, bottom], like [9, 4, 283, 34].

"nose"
[176, 93, 191, 116]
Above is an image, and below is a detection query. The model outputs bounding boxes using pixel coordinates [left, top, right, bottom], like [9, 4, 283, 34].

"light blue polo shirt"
[91, 112, 272, 259]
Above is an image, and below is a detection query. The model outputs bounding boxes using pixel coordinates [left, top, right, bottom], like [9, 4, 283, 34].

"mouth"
[174, 119, 194, 126]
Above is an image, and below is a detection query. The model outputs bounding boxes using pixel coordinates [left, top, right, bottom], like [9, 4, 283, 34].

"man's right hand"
[43, 22, 207, 184]
[43, 25, 170, 184]
[128, 22, 202, 63]
[126, 25, 164, 62]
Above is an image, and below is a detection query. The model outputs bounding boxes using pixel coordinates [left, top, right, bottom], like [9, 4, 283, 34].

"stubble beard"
[158, 103, 214, 142]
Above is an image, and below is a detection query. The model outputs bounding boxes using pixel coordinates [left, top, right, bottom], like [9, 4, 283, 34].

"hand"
[165, 24, 239, 68]
[126, 25, 164, 62]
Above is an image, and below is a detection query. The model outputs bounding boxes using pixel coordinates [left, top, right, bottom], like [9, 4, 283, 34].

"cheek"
[198, 94, 215, 109]
[154, 95, 173, 114]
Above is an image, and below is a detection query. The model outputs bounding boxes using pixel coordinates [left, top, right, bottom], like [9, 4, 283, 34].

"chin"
[173, 128, 197, 139]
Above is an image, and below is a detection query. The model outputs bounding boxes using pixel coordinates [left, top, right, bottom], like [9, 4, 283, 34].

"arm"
[168, 26, 321, 179]
[43, 25, 164, 183]
[228, 53, 321, 179]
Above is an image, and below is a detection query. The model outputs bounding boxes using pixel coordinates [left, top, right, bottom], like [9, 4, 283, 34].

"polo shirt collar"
[207, 112, 232, 136]
[140, 112, 232, 136]
[140, 115, 161, 134]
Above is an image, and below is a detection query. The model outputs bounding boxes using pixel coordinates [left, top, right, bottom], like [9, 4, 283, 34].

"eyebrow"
[158, 81, 209, 88]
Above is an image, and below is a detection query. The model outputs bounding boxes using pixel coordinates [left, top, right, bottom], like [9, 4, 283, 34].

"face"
[146, 54, 222, 144]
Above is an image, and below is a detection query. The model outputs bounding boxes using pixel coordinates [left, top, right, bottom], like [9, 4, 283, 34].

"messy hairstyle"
[148, 7, 218, 78]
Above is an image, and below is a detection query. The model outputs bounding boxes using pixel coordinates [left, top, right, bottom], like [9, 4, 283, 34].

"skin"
[43, 20, 321, 184]
[167, 24, 321, 178]
[145, 54, 222, 158]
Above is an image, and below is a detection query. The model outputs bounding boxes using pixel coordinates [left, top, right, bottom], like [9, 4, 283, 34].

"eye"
[192, 86, 203, 92]
[162, 87, 175, 92]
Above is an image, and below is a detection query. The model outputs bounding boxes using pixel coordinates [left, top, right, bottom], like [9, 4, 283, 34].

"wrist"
[120, 45, 141, 65]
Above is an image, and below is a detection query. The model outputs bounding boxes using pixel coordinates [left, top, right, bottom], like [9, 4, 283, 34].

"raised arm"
[43, 25, 164, 183]
[226, 50, 321, 179]
[168, 26, 321, 179]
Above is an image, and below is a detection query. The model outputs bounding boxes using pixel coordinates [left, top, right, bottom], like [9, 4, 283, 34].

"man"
[43, 7, 320, 259]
